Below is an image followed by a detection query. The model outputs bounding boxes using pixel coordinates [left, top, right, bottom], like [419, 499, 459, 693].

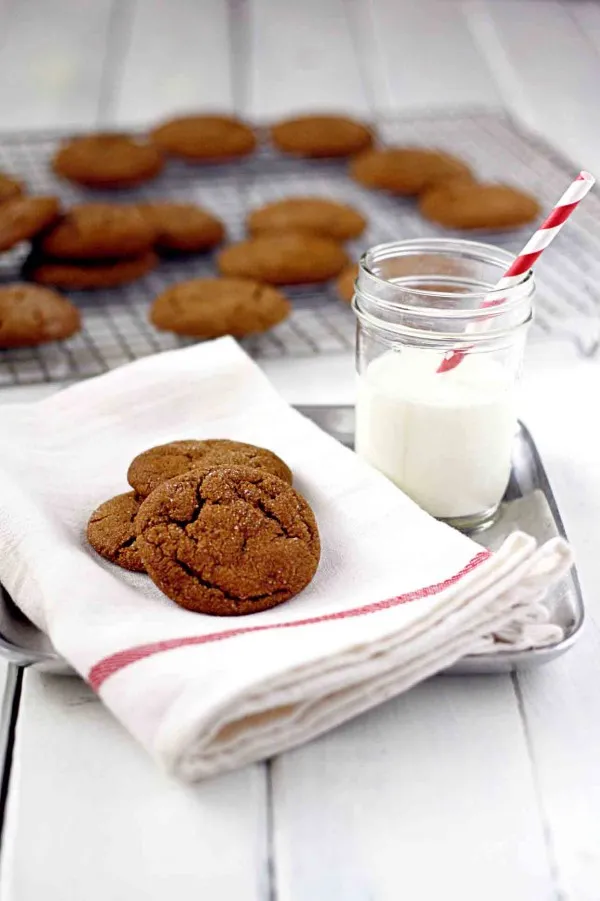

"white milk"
[355, 349, 516, 519]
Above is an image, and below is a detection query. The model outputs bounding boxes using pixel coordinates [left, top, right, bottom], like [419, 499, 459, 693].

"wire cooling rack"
[0, 109, 599, 386]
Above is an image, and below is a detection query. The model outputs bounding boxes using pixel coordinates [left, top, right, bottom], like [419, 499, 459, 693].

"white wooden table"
[0, 2, 599, 898]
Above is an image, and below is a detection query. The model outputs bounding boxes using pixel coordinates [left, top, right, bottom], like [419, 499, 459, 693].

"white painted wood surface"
[0, 673, 269, 901]
[0, 2, 599, 899]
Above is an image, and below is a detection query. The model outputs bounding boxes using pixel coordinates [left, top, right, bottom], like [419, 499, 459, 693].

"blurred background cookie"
[87, 492, 145, 573]
[150, 277, 290, 338]
[24, 251, 158, 290]
[350, 147, 472, 195]
[0, 172, 24, 204]
[0, 196, 60, 251]
[271, 114, 373, 158]
[138, 202, 225, 254]
[335, 263, 359, 303]
[150, 114, 256, 161]
[218, 233, 348, 284]
[247, 197, 366, 241]
[419, 182, 540, 230]
[39, 203, 156, 259]
[0, 283, 80, 347]
[52, 134, 164, 189]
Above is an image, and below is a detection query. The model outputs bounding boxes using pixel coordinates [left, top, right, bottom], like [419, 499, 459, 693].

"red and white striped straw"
[437, 170, 596, 373]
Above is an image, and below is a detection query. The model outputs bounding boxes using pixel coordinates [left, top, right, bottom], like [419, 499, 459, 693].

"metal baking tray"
[0, 405, 584, 675]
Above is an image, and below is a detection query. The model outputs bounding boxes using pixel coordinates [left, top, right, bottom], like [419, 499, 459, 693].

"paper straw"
[437, 170, 596, 373]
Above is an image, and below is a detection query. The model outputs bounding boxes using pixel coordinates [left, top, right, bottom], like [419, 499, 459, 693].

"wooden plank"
[0, 0, 113, 129]
[466, 0, 600, 172]
[358, 0, 501, 114]
[246, 0, 370, 120]
[516, 348, 600, 901]
[110, 0, 234, 127]
[271, 676, 555, 900]
[570, 0, 600, 57]
[0, 672, 269, 900]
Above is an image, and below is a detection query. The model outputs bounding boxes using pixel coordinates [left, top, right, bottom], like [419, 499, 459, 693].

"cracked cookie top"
[136, 467, 320, 616]
[87, 491, 145, 573]
[127, 438, 293, 498]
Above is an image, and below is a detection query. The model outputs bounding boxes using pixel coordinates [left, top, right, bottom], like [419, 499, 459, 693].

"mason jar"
[352, 238, 534, 531]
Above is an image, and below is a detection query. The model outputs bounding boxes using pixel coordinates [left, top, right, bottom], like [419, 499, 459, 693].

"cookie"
[350, 148, 473, 195]
[150, 114, 256, 161]
[52, 134, 164, 189]
[150, 277, 290, 338]
[247, 197, 366, 241]
[136, 467, 320, 616]
[128, 438, 293, 498]
[0, 173, 24, 205]
[0, 196, 60, 252]
[335, 263, 358, 303]
[0, 284, 80, 347]
[218, 233, 349, 285]
[271, 115, 373, 158]
[419, 182, 541, 230]
[39, 204, 156, 259]
[24, 251, 158, 290]
[87, 492, 145, 573]
[138, 202, 225, 253]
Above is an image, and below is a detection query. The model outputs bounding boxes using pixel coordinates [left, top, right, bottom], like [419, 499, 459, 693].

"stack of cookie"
[87, 438, 320, 616]
[21, 200, 227, 290]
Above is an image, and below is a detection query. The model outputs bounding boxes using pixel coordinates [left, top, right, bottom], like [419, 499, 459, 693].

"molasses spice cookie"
[350, 147, 472, 196]
[150, 114, 256, 161]
[150, 277, 290, 338]
[138, 202, 225, 253]
[24, 252, 158, 290]
[271, 114, 373, 158]
[53, 133, 164, 189]
[0, 196, 60, 252]
[247, 197, 366, 241]
[0, 284, 80, 347]
[136, 467, 321, 616]
[218, 233, 348, 285]
[39, 203, 156, 260]
[87, 491, 145, 573]
[419, 182, 541, 230]
[128, 437, 293, 498]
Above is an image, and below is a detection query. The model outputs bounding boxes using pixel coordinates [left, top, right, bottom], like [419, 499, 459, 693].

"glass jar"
[352, 238, 534, 531]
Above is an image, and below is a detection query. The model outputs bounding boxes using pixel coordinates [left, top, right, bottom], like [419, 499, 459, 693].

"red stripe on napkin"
[88, 549, 491, 690]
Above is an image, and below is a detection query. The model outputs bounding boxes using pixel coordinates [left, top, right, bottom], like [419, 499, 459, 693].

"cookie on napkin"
[0, 338, 573, 783]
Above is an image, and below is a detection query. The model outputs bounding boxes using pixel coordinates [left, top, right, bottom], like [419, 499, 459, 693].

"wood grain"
[357, 0, 501, 113]
[470, 0, 600, 171]
[518, 350, 600, 901]
[0, 0, 114, 129]
[110, 0, 235, 127]
[0, 672, 270, 900]
[245, 0, 370, 119]
[271, 676, 555, 900]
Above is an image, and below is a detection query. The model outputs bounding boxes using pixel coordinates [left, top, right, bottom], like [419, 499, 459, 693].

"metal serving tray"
[0, 405, 584, 675]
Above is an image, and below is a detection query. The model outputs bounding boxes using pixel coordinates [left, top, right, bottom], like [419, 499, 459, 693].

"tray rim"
[295, 405, 585, 673]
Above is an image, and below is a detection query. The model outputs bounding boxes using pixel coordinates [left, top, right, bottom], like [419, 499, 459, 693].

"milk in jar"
[355, 348, 517, 520]
[352, 238, 533, 529]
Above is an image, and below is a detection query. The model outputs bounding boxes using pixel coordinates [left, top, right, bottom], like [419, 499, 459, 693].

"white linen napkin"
[0, 338, 572, 780]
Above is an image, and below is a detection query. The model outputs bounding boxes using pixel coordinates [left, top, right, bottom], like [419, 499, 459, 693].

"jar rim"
[358, 237, 534, 317]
